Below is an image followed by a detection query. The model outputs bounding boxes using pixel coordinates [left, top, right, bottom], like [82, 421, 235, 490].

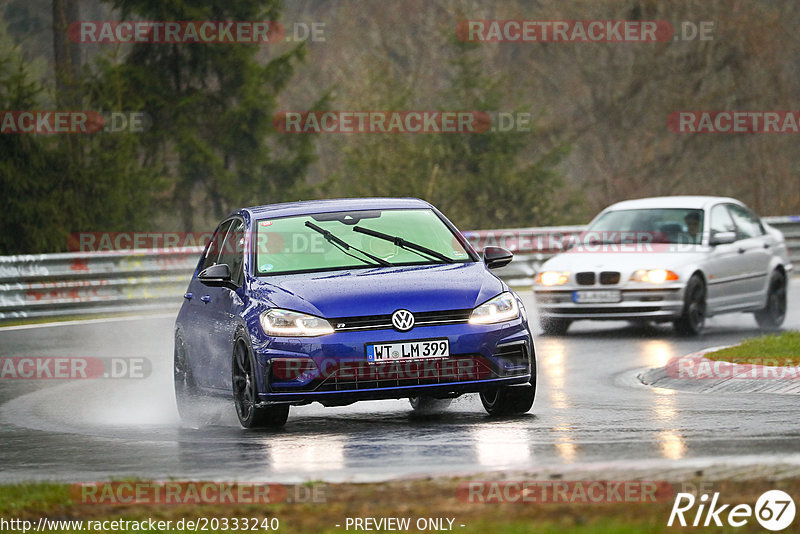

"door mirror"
[710, 231, 736, 246]
[198, 263, 237, 289]
[483, 246, 513, 269]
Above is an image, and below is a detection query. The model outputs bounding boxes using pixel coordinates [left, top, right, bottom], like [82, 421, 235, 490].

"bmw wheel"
[755, 270, 787, 330]
[674, 274, 706, 336]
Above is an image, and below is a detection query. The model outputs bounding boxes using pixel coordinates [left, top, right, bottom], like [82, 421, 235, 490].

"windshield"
[585, 208, 705, 244]
[254, 208, 472, 275]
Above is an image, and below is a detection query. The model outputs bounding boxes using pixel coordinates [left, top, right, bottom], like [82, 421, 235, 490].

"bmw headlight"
[536, 271, 570, 286]
[629, 269, 679, 283]
[469, 292, 520, 325]
[260, 309, 334, 337]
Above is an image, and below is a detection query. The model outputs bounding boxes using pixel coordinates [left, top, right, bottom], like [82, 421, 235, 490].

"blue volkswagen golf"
[174, 198, 536, 428]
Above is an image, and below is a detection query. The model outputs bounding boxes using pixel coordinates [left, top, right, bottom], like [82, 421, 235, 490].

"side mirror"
[483, 246, 513, 269]
[198, 263, 237, 289]
[710, 231, 736, 246]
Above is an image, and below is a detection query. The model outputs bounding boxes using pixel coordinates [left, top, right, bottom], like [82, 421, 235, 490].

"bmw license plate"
[573, 290, 622, 304]
[366, 339, 450, 363]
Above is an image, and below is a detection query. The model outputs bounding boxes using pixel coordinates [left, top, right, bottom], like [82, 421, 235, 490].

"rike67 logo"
[668, 490, 796, 531]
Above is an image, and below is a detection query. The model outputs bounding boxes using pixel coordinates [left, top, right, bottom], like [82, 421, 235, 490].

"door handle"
[738, 248, 746, 254]
[200, 295, 211, 303]
[184, 293, 193, 300]
[764, 243, 770, 249]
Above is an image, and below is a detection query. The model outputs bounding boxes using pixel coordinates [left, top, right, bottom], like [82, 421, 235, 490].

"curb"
[638, 346, 800, 395]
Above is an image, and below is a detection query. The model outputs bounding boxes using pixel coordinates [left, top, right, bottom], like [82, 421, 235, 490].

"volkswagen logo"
[391, 309, 415, 331]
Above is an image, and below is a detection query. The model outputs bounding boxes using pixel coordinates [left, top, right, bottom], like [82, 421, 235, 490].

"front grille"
[268, 344, 530, 393]
[329, 309, 472, 331]
[576, 272, 596, 285]
[599, 271, 620, 285]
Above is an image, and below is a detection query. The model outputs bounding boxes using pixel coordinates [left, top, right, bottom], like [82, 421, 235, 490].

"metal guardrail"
[1, 216, 798, 321]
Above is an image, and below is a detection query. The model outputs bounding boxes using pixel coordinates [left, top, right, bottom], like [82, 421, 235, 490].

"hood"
[248, 262, 504, 317]
[541, 248, 708, 276]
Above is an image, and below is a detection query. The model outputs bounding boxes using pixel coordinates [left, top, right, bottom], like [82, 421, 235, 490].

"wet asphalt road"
[1, 287, 799, 483]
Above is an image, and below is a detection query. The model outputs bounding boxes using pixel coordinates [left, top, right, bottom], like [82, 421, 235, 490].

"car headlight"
[469, 292, 520, 324]
[536, 271, 570, 286]
[630, 269, 679, 283]
[260, 309, 334, 337]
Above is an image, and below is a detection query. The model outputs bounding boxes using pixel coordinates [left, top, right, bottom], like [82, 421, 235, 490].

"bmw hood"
[248, 262, 505, 317]
[540, 248, 709, 276]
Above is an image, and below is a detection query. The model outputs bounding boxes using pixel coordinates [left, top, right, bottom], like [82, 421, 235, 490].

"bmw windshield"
[254, 208, 474, 275]
[584, 208, 705, 245]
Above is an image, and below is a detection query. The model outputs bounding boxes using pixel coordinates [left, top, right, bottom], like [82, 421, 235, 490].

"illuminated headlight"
[469, 292, 520, 325]
[260, 309, 334, 337]
[630, 269, 679, 283]
[536, 271, 570, 286]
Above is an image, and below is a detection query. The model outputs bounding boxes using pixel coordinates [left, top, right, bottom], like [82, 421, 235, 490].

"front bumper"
[534, 285, 686, 320]
[251, 320, 534, 404]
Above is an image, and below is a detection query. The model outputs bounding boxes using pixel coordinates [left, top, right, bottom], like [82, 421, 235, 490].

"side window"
[727, 204, 765, 240]
[220, 219, 246, 287]
[198, 220, 234, 273]
[709, 205, 736, 239]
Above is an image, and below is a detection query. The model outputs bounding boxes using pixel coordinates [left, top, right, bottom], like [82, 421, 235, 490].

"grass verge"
[1, 477, 798, 533]
[705, 330, 800, 366]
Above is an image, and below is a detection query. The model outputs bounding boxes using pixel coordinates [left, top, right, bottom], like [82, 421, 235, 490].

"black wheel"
[232, 335, 289, 429]
[540, 317, 571, 336]
[174, 334, 203, 424]
[480, 374, 536, 417]
[409, 396, 452, 413]
[673, 274, 706, 336]
[754, 270, 787, 330]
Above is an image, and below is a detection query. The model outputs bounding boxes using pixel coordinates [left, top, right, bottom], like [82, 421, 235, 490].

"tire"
[673, 274, 706, 336]
[409, 396, 452, 413]
[174, 334, 203, 424]
[480, 376, 536, 417]
[232, 335, 289, 429]
[540, 317, 571, 336]
[754, 270, 787, 330]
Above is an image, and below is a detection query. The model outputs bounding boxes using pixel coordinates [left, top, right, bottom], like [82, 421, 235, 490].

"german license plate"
[366, 339, 450, 363]
[573, 290, 622, 304]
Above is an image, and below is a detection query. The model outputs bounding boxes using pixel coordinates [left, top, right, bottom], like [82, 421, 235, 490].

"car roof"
[603, 195, 743, 211]
[241, 197, 433, 219]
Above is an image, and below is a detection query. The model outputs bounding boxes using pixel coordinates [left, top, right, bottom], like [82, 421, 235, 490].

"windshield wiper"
[304, 221, 390, 267]
[352, 226, 454, 263]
